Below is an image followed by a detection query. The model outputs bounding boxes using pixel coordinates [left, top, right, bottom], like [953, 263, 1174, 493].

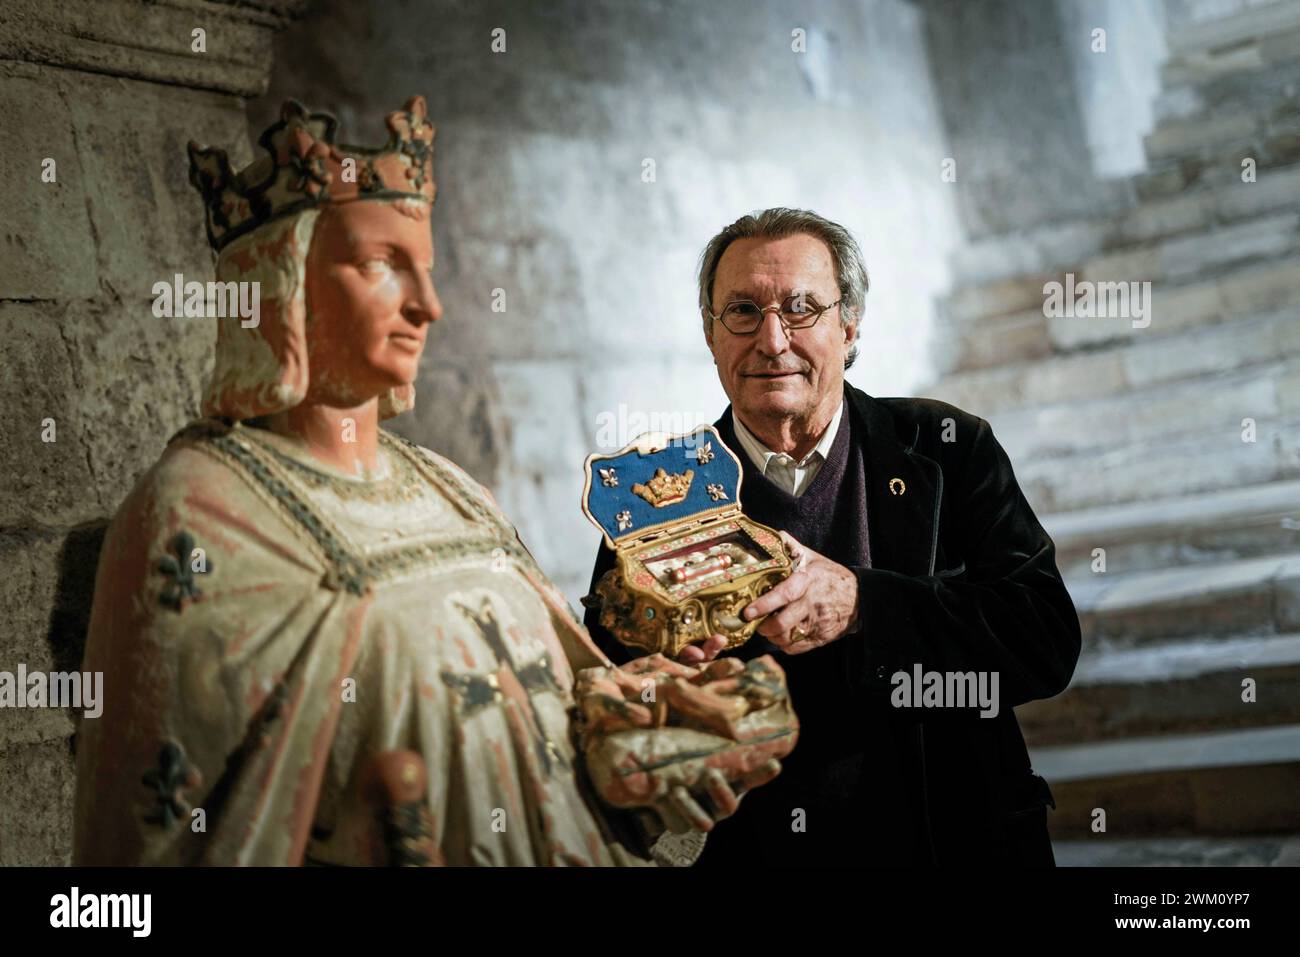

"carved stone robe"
[73, 419, 650, 866]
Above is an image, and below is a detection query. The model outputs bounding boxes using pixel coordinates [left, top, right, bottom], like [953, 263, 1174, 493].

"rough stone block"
[1045, 762, 1300, 838]
[1122, 308, 1297, 387]
[1219, 256, 1300, 314]
[0, 524, 104, 750]
[991, 364, 1284, 463]
[1018, 637, 1300, 745]
[0, 302, 99, 527]
[1145, 110, 1257, 163]
[944, 274, 1061, 324]
[950, 309, 1051, 372]
[1134, 160, 1204, 202]
[1111, 191, 1209, 247]
[1215, 164, 1300, 221]
[1048, 309, 1142, 352]
[0, 739, 75, 866]
[1020, 423, 1300, 513]
[0, 0, 302, 98]
[54, 298, 211, 525]
[1081, 245, 1161, 284]
[0, 65, 97, 300]
[60, 69, 253, 300]
[1161, 213, 1300, 280]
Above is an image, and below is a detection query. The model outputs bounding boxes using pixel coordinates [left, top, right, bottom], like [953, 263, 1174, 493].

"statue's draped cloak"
[74, 421, 646, 866]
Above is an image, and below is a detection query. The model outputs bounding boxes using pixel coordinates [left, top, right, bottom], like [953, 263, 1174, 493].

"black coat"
[582, 385, 1082, 866]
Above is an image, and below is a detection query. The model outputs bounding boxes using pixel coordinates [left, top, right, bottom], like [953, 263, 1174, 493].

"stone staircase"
[927, 1, 1300, 861]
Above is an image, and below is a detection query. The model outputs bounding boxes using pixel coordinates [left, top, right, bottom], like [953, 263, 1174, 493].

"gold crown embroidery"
[632, 468, 694, 508]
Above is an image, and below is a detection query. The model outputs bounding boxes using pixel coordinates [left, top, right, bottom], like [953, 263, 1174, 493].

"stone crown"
[187, 95, 436, 252]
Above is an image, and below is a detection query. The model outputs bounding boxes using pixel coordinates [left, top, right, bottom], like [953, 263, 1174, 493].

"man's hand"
[745, 531, 859, 655]
[674, 532, 860, 663]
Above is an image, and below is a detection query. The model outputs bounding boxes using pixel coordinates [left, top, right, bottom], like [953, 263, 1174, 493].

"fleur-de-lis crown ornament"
[187, 95, 437, 252]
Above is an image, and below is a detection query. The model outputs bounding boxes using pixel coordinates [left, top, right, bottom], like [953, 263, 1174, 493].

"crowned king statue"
[73, 96, 797, 866]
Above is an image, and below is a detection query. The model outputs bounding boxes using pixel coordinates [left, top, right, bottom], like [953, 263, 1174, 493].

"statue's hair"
[696, 207, 868, 370]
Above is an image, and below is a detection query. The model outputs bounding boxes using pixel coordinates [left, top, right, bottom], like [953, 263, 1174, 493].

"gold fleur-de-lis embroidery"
[615, 509, 633, 531]
[706, 483, 727, 501]
[695, 441, 715, 465]
[599, 467, 619, 487]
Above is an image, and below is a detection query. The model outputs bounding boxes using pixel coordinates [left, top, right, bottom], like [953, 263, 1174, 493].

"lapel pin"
[889, 477, 906, 496]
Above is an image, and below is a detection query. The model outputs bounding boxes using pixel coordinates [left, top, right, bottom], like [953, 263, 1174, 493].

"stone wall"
[0, 0, 1187, 865]
[250, 0, 963, 607]
[0, 0, 302, 865]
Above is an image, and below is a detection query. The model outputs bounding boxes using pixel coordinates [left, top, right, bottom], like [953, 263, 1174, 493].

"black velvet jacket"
[582, 385, 1082, 866]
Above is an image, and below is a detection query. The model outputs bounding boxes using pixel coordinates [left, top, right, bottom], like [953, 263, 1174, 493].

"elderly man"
[583, 207, 1081, 867]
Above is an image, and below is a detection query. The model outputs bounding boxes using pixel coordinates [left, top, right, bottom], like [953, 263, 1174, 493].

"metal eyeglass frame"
[705, 295, 843, 335]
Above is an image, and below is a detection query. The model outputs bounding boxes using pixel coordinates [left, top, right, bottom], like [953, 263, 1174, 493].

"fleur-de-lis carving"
[615, 509, 633, 532]
[157, 530, 210, 611]
[599, 467, 619, 487]
[695, 441, 715, 465]
[141, 740, 202, 828]
[706, 483, 728, 501]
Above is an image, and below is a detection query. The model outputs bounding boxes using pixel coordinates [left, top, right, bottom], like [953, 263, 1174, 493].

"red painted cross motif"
[440, 597, 567, 779]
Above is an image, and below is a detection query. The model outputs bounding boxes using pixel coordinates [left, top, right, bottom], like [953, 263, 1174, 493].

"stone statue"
[72, 96, 796, 866]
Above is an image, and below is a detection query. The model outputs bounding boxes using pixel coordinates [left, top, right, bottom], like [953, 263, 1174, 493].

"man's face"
[304, 199, 442, 405]
[705, 233, 855, 426]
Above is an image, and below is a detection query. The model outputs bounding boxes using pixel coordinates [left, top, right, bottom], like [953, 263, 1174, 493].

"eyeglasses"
[706, 294, 842, 335]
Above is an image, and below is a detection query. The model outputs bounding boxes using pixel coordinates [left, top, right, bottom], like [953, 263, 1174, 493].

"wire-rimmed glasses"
[706, 294, 842, 335]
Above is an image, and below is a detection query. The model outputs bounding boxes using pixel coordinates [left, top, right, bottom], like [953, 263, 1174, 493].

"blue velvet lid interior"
[581, 425, 743, 548]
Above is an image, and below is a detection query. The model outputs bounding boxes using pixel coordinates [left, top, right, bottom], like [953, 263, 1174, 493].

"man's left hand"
[744, 531, 860, 654]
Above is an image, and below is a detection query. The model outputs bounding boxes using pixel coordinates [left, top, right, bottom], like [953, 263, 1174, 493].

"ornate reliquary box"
[579, 426, 793, 658]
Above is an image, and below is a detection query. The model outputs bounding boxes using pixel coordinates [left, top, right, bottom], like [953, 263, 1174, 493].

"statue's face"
[705, 233, 854, 428]
[304, 199, 442, 405]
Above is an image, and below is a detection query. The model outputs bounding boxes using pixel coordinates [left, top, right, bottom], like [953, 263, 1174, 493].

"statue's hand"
[645, 760, 782, 834]
[575, 654, 798, 832]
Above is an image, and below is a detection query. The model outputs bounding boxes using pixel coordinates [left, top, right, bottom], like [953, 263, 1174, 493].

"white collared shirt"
[731, 401, 844, 498]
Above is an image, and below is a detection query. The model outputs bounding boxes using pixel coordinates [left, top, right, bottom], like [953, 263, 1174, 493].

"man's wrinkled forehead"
[713, 234, 837, 302]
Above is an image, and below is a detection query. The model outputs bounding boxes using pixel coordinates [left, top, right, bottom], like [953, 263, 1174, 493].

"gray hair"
[697, 207, 868, 370]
